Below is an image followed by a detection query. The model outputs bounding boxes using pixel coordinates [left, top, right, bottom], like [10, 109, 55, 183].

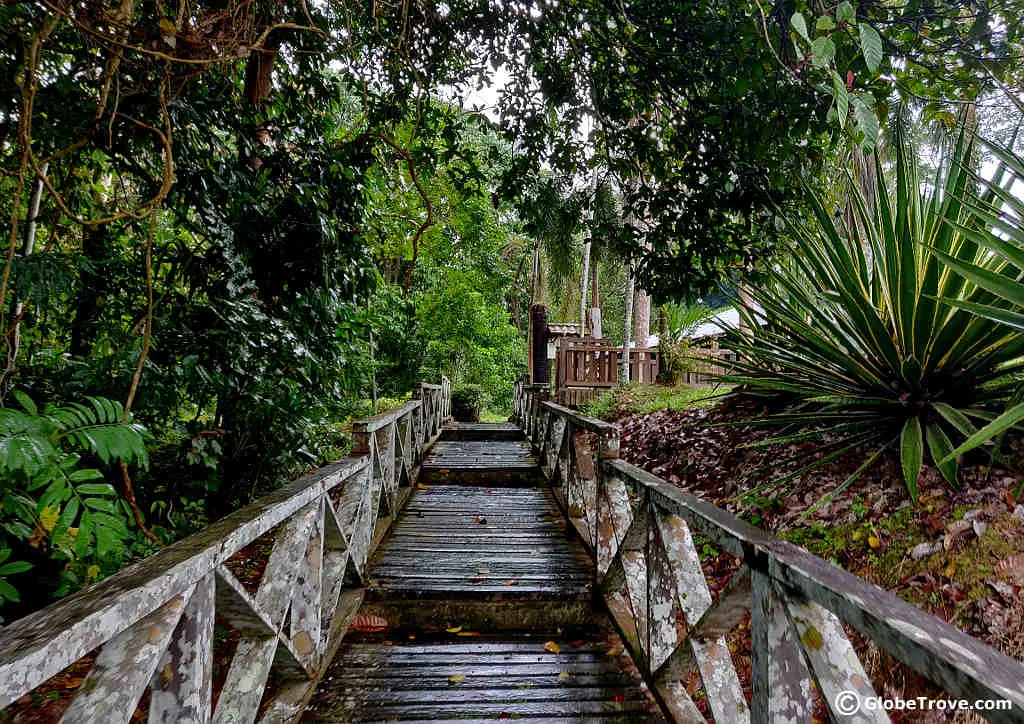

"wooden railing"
[0, 379, 450, 724]
[553, 338, 660, 407]
[680, 341, 738, 386]
[513, 381, 1024, 723]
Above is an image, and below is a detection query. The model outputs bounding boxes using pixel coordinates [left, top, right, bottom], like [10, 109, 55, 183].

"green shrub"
[723, 130, 1024, 504]
[0, 392, 149, 615]
[451, 384, 485, 422]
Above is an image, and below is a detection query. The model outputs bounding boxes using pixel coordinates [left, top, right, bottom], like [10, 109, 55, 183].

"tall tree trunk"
[70, 176, 111, 358]
[589, 262, 602, 338]
[579, 238, 591, 337]
[1, 162, 47, 398]
[212, 28, 283, 519]
[633, 288, 650, 347]
[622, 262, 634, 384]
[529, 242, 540, 308]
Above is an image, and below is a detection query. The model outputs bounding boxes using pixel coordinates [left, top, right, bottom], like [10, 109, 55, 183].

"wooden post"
[530, 304, 549, 385]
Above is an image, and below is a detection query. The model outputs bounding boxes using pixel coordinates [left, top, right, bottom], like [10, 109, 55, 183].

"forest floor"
[596, 385, 1024, 723]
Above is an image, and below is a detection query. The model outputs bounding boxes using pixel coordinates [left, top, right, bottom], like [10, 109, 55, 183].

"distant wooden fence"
[513, 381, 1024, 723]
[0, 379, 450, 724]
[680, 339, 738, 385]
[554, 338, 659, 407]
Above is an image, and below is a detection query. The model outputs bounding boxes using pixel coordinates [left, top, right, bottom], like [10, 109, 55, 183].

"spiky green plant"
[722, 131, 1024, 507]
[928, 140, 1024, 464]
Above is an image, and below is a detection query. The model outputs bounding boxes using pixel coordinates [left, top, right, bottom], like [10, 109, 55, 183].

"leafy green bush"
[0, 392, 148, 615]
[723, 131, 1024, 502]
[451, 385, 485, 422]
[454, 385, 485, 423]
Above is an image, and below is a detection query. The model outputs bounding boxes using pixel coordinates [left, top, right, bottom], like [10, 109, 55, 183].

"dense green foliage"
[723, 131, 1024, 503]
[0, 393, 148, 618]
[0, 0, 1021, 619]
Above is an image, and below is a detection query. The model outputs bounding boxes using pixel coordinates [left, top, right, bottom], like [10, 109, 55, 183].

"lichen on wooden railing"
[513, 381, 1024, 723]
[0, 378, 450, 724]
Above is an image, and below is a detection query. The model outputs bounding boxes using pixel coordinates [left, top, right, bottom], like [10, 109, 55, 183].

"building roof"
[690, 306, 765, 340]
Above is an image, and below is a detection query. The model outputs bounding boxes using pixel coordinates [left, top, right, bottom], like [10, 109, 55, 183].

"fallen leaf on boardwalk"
[446, 625, 462, 633]
[417, 483, 428, 489]
[543, 641, 561, 654]
[475, 515, 488, 524]
[466, 576, 487, 583]
[505, 578, 518, 585]
[448, 674, 467, 684]
[478, 568, 490, 574]
[349, 615, 389, 633]
[558, 670, 571, 681]
[457, 630, 481, 637]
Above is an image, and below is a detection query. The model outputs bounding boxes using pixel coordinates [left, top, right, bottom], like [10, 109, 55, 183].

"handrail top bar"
[0, 455, 369, 705]
[350, 399, 422, 433]
[539, 400, 618, 434]
[419, 383, 443, 390]
[603, 457, 1024, 710]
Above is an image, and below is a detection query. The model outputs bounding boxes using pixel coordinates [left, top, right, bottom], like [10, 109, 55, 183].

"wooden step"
[366, 485, 591, 605]
[419, 441, 539, 486]
[441, 422, 524, 441]
[303, 634, 666, 722]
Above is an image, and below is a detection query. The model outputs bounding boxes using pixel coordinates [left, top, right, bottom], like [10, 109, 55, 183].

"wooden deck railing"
[513, 380, 1024, 722]
[680, 341, 738, 386]
[0, 379, 450, 724]
[552, 339, 660, 407]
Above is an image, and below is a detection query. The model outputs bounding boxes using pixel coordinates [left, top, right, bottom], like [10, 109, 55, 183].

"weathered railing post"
[511, 387, 1024, 723]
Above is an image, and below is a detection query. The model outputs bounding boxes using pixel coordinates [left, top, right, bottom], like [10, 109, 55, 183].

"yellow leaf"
[86, 565, 100, 580]
[446, 625, 462, 633]
[868, 535, 881, 549]
[558, 670, 570, 681]
[417, 483, 428, 489]
[606, 648, 621, 657]
[39, 506, 60, 533]
[67, 527, 78, 539]
[158, 18, 176, 35]
[447, 674, 466, 684]
[543, 641, 560, 654]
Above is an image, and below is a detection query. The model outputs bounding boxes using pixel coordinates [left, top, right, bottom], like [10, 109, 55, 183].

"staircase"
[302, 422, 665, 722]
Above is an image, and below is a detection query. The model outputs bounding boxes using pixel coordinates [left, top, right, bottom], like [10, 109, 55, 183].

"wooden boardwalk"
[305, 422, 664, 722]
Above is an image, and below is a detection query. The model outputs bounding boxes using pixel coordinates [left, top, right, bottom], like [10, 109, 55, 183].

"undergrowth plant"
[723, 130, 1024, 511]
[0, 392, 148, 615]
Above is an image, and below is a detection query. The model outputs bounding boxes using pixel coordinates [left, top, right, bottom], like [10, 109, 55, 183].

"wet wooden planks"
[367, 485, 591, 600]
[419, 440, 538, 485]
[303, 636, 666, 722]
